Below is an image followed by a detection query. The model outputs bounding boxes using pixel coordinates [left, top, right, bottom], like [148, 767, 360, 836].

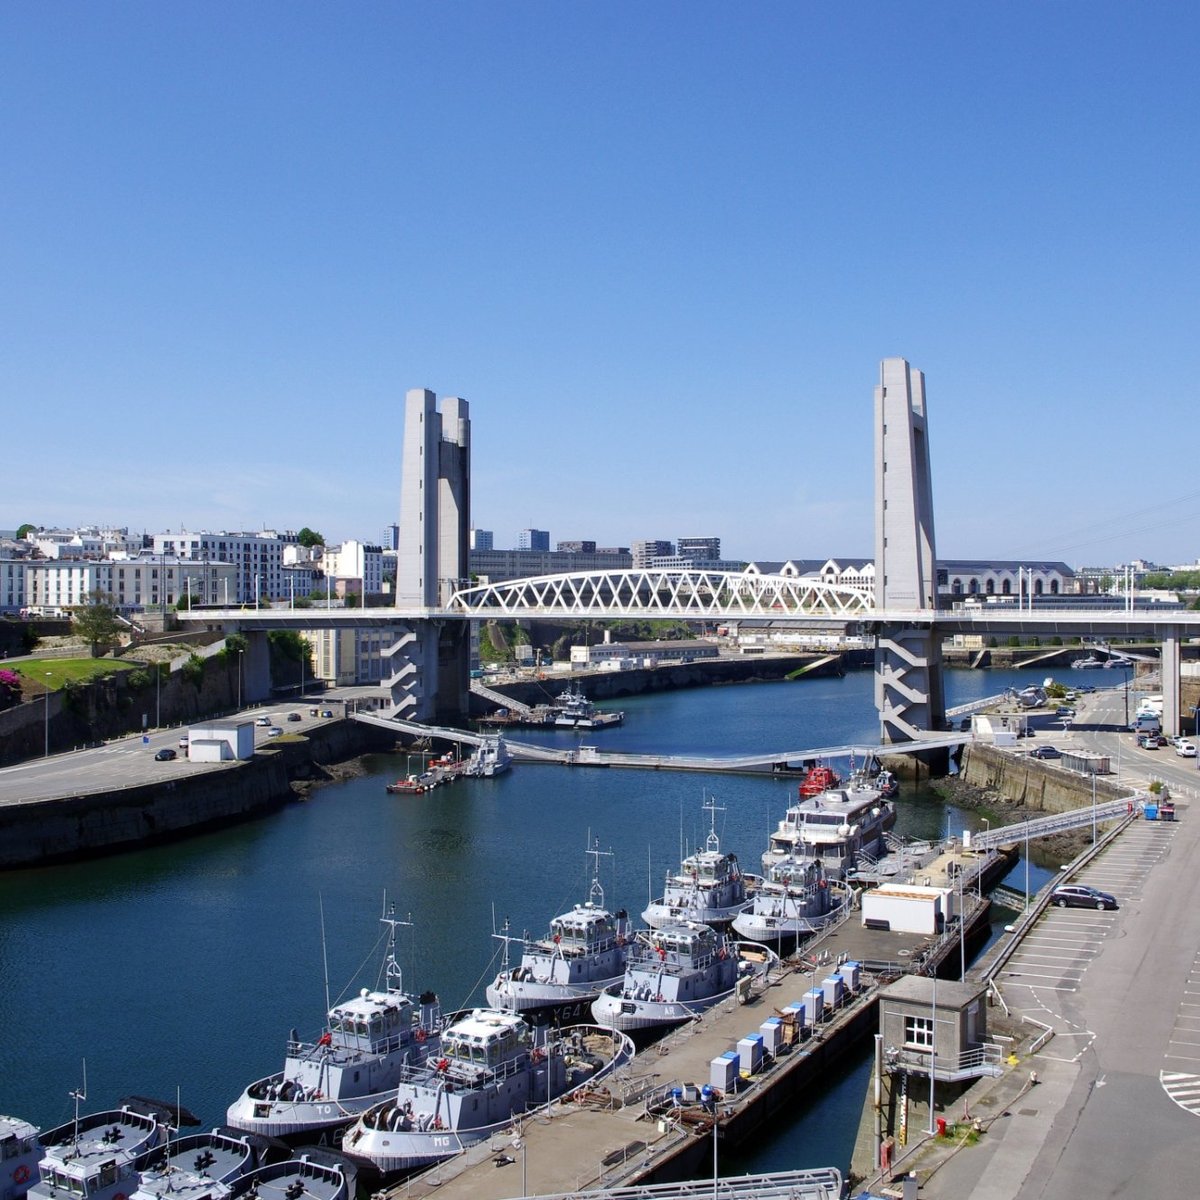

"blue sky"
[3, 2, 1197, 568]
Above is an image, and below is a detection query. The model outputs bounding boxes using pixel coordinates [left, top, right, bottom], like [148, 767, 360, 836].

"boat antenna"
[70, 1059, 87, 1148]
[585, 833, 613, 910]
[319, 894, 332, 1020]
[379, 895, 413, 995]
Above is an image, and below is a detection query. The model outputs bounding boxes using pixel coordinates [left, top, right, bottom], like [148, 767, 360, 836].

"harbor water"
[0, 664, 1098, 1172]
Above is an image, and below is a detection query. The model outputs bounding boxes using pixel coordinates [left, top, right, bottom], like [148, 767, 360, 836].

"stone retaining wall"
[958, 742, 1126, 812]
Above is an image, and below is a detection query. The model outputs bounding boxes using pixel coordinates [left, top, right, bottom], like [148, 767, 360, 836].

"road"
[0, 698, 347, 806]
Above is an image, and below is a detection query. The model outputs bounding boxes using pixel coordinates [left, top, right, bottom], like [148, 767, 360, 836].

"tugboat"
[226, 904, 442, 1142]
[341, 1011, 633, 1176]
[763, 771, 895, 877]
[590, 923, 775, 1035]
[642, 798, 753, 929]
[731, 857, 849, 949]
[28, 1095, 170, 1200]
[0, 1115, 42, 1199]
[486, 839, 632, 1022]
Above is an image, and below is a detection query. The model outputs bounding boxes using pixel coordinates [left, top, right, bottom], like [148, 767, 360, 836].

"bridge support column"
[242, 631, 272, 704]
[1161, 628, 1181, 737]
[383, 619, 469, 722]
[873, 358, 946, 754]
[875, 625, 947, 771]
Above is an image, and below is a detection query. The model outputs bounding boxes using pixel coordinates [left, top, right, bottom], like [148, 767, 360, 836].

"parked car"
[154, 747, 177, 761]
[287, 712, 302, 722]
[1030, 745, 1061, 759]
[1176, 741, 1197, 758]
[1137, 733, 1158, 749]
[266, 726, 283, 738]
[178, 734, 189, 748]
[1055, 706, 1076, 718]
[1051, 884, 1118, 911]
[1154, 734, 1170, 747]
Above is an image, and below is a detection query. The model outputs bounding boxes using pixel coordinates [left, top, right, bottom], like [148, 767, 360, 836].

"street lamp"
[43, 672, 52, 757]
[511, 1135, 526, 1197]
[237, 648, 243, 710]
[979, 818, 990, 898]
[155, 660, 161, 728]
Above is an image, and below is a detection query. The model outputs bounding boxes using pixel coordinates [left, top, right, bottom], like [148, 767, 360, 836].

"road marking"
[1161, 1071, 1200, 1116]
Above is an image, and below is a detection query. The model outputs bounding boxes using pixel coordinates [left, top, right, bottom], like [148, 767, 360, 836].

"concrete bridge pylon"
[874, 358, 947, 754]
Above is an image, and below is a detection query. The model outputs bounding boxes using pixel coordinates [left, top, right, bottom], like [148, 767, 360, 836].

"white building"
[321, 540, 384, 597]
[0, 559, 27, 613]
[26, 554, 239, 612]
[24, 561, 113, 613]
[151, 530, 301, 602]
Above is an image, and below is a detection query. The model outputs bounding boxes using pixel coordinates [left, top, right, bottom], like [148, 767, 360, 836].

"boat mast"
[585, 832, 613, 910]
[379, 897, 414, 995]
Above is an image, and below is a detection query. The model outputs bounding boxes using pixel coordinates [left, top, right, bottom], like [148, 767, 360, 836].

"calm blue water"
[0, 665, 1101, 1171]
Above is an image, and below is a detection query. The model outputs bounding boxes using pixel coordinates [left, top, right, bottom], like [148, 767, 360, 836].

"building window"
[904, 1014, 934, 1050]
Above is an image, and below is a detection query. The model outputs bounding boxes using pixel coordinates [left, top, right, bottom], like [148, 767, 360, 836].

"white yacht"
[764, 773, 895, 877]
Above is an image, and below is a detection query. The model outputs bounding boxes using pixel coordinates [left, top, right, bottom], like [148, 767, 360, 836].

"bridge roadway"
[351, 710, 970, 772]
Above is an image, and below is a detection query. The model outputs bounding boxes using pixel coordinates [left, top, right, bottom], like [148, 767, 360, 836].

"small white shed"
[185, 720, 255, 762]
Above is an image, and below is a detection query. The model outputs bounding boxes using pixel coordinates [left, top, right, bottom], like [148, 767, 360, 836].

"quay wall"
[0, 720, 395, 869]
[957, 743, 1128, 813]
[471, 652, 867, 714]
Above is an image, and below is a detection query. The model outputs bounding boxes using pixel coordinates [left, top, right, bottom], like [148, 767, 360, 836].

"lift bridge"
[179, 360, 1200, 743]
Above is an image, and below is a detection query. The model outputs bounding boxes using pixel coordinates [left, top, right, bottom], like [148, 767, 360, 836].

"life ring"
[415, 1027, 427, 1042]
[13, 1166, 31, 1185]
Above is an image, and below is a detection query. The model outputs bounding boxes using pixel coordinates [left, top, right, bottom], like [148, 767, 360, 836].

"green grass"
[8, 658, 135, 692]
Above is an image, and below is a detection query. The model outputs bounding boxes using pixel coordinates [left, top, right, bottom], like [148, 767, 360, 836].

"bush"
[0, 669, 21, 709]
[181, 654, 205, 688]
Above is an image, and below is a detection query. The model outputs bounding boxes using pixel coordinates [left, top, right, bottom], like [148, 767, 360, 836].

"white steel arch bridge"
[445, 568, 874, 620]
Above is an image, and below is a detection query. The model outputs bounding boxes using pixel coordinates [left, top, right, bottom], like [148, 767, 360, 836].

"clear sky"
[3, 2, 1197, 568]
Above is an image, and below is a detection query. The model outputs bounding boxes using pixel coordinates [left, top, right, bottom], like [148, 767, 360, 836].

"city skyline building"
[517, 528, 550, 552]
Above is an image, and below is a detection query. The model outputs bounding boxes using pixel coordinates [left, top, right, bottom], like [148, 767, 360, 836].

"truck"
[1130, 711, 1162, 734]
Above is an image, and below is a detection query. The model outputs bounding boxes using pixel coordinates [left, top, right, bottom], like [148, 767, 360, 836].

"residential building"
[0, 559, 29, 613]
[151, 530, 302, 603]
[517, 528, 550, 551]
[632, 540, 674, 568]
[305, 624, 410, 686]
[470, 528, 493, 551]
[322, 540, 384, 597]
[676, 536, 720, 562]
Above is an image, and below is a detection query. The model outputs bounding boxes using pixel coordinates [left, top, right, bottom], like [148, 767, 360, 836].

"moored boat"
[227, 1152, 352, 1200]
[128, 1128, 269, 1200]
[642, 798, 753, 929]
[464, 735, 512, 777]
[763, 772, 895, 877]
[731, 857, 849, 947]
[0, 1115, 42, 1199]
[226, 905, 442, 1142]
[552, 684, 624, 729]
[798, 762, 841, 797]
[486, 840, 631, 1021]
[341, 1011, 634, 1176]
[29, 1103, 170, 1200]
[590, 923, 776, 1034]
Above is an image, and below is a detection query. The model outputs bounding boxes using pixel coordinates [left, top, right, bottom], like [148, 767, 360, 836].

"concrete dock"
[377, 846, 1004, 1200]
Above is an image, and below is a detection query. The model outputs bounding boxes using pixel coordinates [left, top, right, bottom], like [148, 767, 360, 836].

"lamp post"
[959, 865, 966, 980]
[511, 1135, 526, 1197]
[44, 672, 52, 757]
[979, 818, 989, 898]
[1024, 824, 1030, 910]
[1091, 771, 1097, 844]
[237, 648, 243, 711]
[155, 660, 161, 729]
[1122, 667, 1130, 730]
[926, 971, 938, 1135]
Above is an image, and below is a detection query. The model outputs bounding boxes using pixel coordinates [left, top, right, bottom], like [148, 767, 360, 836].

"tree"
[297, 527, 325, 548]
[72, 592, 122, 657]
[15, 523, 37, 541]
